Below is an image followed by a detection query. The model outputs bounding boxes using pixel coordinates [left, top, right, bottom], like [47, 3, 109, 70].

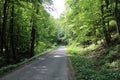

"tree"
[100, 0, 111, 45]
[1, 0, 9, 64]
[61, 0, 116, 46]
[114, 0, 120, 35]
[0, 0, 57, 67]
[9, 0, 16, 61]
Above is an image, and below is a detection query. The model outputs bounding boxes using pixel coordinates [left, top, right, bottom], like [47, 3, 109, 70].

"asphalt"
[0, 46, 73, 80]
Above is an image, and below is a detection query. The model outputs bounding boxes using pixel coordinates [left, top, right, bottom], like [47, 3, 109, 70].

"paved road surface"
[0, 46, 73, 80]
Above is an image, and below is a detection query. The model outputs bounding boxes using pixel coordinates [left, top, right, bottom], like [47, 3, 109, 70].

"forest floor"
[67, 41, 120, 80]
[0, 46, 73, 80]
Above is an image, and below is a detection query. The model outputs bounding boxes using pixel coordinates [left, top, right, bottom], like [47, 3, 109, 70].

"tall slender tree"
[114, 0, 120, 35]
[100, 1, 111, 45]
[0, 0, 10, 64]
[9, 0, 16, 61]
[105, 0, 111, 42]
[30, 1, 40, 57]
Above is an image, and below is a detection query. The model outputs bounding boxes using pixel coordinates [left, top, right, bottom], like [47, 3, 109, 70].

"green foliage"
[60, 0, 118, 46]
[106, 50, 117, 60]
[67, 43, 98, 56]
[62, 0, 120, 79]
[68, 45, 120, 80]
[109, 20, 116, 27]
[104, 61, 118, 69]
[35, 42, 47, 54]
[60, 0, 102, 44]
[0, 0, 57, 68]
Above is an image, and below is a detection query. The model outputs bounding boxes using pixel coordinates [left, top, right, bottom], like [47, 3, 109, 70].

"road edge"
[0, 46, 59, 78]
[67, 55, 77, 80]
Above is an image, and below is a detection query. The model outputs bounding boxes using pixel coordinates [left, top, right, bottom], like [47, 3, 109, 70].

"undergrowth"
[67, 44, 120, 80]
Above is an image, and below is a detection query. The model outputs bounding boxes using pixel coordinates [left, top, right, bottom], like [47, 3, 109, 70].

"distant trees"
[0, 0, 57, 67]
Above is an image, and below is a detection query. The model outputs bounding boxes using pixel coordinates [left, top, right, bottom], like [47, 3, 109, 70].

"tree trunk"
[0, 0, 9, 64]
[30, 4, 39, 57]
[115, 0, 120, 35]
[105, 0, 111, 41]
[0, 2, 2, 49]
[30, 26, 35, 57]
[101, 4, 110, 45]
[10, 1, 16, 61]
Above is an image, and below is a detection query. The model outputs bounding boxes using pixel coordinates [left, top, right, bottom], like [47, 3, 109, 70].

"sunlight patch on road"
[58, 47, 66, 51]
[58, 48, 66, 51]
[53, 55, 63, 58]
[39, 58, 45, 60]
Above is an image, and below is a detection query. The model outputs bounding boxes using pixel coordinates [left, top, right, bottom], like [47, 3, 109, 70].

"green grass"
[67, 44, 120, 80]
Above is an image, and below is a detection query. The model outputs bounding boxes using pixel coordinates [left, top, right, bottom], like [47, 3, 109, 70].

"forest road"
[0, 46, 73, 80]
